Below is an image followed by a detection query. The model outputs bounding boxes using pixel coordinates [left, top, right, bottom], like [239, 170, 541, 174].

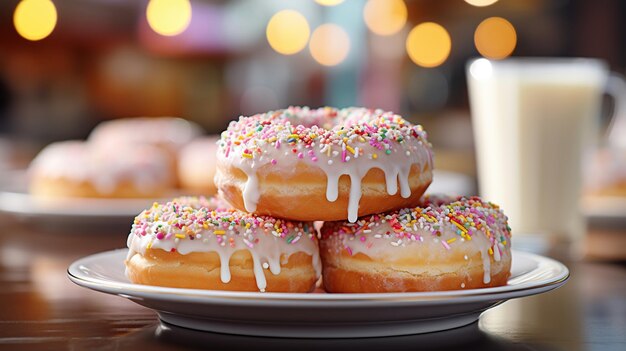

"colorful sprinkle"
[322, 195, 511, 254]
[129, 197, 317, 252]
[217, 106, 431, 169]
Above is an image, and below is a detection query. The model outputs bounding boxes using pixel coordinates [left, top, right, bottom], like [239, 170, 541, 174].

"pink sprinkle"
[271, 159, 277, 165]
[441, 241, 451, 250]
[346, 246, 353, 255]
[311, 157, 318, 162]
[308, 150, 315, 156]
[156, 232, 165, 240]
[243, 239, 254, 248]
[341, 149, 347, 162]
[297, 152, 304, 159]
[360, 236, 366, 242]
[275, 140, 281, 149]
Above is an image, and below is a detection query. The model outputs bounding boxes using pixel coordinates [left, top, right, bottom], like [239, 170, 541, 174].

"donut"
[215, 107, 434, 222]
[89, 117, 203, 185]
[177, 136, 219, 195]
[320, 195, 512, 292]
[125, 196, 321, 292]
[88, 117, 202, 153]
[28, 141, 174, 198]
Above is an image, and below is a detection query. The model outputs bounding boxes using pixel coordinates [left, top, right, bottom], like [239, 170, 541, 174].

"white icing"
[322, 196, 512, 286]
[325, 220, 509, 284]
[29, 140, 173, 194]
[126, 199, 321, 291]
[471, 230, 492, 284]
[216, 107, 434, 222]
[241, 169, 260, 212]
[89, 117, 203, 150]
[128, 224, 320, 291]
[218, 251, 232, 283]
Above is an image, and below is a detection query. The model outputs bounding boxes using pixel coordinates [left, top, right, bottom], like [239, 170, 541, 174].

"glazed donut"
[88, 117, 202, 153]
[320, 195, 512, 292]
[125, 196, 320, 292]
[177, 136, 219, 195]
[215, 107, 434, 222]
[28, 141, 174, 198]
[89, 117, 202, 184]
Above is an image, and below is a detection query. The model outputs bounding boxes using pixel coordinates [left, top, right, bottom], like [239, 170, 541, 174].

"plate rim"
[0, 189, 177, 218]
[67, 248, 569, 303]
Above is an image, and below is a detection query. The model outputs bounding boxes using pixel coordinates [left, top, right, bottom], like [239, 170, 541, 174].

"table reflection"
[98, 321, 557, 351]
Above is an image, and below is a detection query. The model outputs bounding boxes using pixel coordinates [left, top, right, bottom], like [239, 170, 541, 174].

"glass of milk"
[466, 58, 626, 254]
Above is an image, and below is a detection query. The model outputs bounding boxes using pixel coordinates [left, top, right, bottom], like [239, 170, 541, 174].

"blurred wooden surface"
[0, 216, 624, 351]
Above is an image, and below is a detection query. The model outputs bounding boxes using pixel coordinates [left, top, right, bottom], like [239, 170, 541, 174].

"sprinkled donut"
[216, 106, 434, 222]
[320, 195, 512, 292]
[125, 196, 320, 292]
[28, 141, 174, 198]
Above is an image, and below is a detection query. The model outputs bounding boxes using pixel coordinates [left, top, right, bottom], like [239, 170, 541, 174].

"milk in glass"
[467, 58, 607, 245]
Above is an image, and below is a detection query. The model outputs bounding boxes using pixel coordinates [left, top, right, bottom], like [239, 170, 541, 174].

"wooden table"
[0, 217, 624, 351]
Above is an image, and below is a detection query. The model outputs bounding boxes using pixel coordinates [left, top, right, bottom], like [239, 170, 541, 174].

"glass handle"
[606, 72, 626, 148]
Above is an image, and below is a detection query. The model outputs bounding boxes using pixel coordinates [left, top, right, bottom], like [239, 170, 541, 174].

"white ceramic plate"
[68, 249, 569, 338]
[0, 190, 169, 230]
[0, 172, 179, 228]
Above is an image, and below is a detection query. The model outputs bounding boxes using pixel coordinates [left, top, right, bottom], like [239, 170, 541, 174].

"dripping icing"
[216, 107, 434, 223]
[320, 195, 512, 285]
[126, 198, 321, 292]
[127, 228, 320, 292]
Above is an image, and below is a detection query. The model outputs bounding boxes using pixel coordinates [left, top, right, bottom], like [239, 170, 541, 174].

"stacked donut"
[28, 117, 222, 198]
[125, 106, 512, 293]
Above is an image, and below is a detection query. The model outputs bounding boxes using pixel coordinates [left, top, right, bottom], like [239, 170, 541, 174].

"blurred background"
[0, 0, 624, 162]
[0, 3, 625, 348]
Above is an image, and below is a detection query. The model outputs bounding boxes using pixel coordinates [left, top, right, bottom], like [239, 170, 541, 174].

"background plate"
[68, 249, 569, 338]
[0, 171, 180, 230]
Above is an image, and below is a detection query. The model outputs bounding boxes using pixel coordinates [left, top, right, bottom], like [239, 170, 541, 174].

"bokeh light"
[309, 24, 350, 66]
[474, 17, 517, 59]
[464, 0, 499, 7]
[315, 0, 344, 6]
[405, 22, 451, 68]
[266, 10, 310, 55]
[146, 0, 192, 36]
[13, 0, 57, 41]
[468, 58, 493, 80]
[364, 0, 407, 36]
